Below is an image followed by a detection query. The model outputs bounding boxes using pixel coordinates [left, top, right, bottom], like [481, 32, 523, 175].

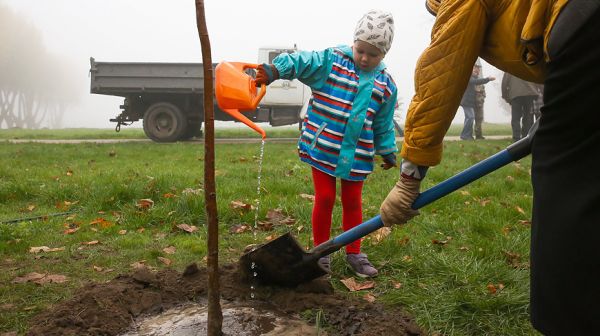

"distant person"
[379, 1, 600, 334]
[459, 64, 495, 140]
[256, 10, 398, 278]
[501, 72, 539, 142]
[473, 59, 487, 139]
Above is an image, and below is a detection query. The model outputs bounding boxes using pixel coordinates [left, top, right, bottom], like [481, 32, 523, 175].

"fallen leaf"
[66, 169, 73, 176]
[89, 217, 113, 228]
[432, 238, 451, 245]
[487, 284, 497, 294]
[340, 277, 375, 292]
[130, 261, 147, 269]
[163, 246, 176, 254]
[515, 206, 526, 215]
[402, 255, 412, 262]
[506, 175, 515, 182]
[80, 240, 99, 245]
[29, 246, 65, 254]
[163, 193, 177, 198]
[370, 227, 391, 245]
[136, 199, 154, 210]
[265, 235, 275, 241]
[459, 190, 470, 196]
[63, 227, 79, 235]
[12, 272, 67, 284]
[458, 246, 470, 251]
[519, 219, 531, 226]
[479, 198, 491, 206]
[26, 204, 36, 212]
[397, 236, 410, 246]
[299, 193, 315, 201]
[118, 229, 127, 235]
[93, 265, 103, 272]
[182, 188, 202, 195]
[230, 200, 253, 212]
[0, 303, 15, 310]
[137, 228, 146, 233]
[229, 224, 250, 234]
[392, 281, 402, 289]
[502, 226, 512, 236]
[177, 224, 198, 233]
[264, 208, 296, 226]
[158, 257, 172, 266]
[363, 293, 377, 303]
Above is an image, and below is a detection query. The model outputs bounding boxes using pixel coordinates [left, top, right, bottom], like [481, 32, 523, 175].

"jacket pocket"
[311, 122, 327, 150]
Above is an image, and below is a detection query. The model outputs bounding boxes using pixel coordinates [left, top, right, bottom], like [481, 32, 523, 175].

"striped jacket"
[272, 46, 398, 181]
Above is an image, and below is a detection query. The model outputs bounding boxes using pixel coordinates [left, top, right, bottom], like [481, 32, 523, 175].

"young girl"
[256, 10, 398, 277]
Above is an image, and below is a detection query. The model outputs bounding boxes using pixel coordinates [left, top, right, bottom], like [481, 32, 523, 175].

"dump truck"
[89, 46, 309, 142]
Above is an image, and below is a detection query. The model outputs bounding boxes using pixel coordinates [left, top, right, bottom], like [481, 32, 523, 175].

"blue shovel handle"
[328, 123, 536, 249]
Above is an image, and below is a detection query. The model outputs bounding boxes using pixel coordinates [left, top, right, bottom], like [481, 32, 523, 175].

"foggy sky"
[1, 0, 511, 129]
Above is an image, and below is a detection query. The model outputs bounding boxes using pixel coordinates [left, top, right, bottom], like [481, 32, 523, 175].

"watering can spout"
[215, 62, 267, 139]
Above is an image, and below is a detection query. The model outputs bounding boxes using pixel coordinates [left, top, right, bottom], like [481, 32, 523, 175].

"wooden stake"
[194, 0, 223, 334]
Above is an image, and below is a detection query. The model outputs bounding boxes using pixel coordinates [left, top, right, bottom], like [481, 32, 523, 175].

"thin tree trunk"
[194, 0, 223, 335]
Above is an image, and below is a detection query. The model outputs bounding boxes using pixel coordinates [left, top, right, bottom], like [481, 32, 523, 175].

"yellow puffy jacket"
[402, 0, 568, 166]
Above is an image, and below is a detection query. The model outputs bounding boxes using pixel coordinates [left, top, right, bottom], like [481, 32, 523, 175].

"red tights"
[311, 167, 363, 254]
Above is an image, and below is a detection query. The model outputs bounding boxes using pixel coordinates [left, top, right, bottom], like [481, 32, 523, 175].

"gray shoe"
[346, 253, 378, 278]
[318, 256, 331, 273]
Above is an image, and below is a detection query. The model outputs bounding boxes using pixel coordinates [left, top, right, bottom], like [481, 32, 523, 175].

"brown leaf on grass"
[0, 303, 15, 310]
[503, 251, 530, 269]
[66, 169, 73, 176]
[502, 226, 512, 236]
[432, 237, 452, 245]
[363, 293, 377, 303]
[515, 206, 526, 215]
[177, 224, 198, 233]
[29, 246, 65, 253]
[299, 193, 315, 201]
[163, 246, 176, 254]
[163, 193, 177, 199]
[519, 219, 531, 226]
[506, 175, 515, 182]
[479, 198, 491, 206]
[265, 208, 296, 226]
[229, 224, 250, 234]
[89, 217, 114, 228]
[370, 227, 391, 245]
[340, 277, 375, 292]
[158, 257, 172, 266]
[486, 283, 505, 295]
[12, 272, 67, 284]
[182, 188, 202, 195]
[26, 204, 36, 212]
[93, 265, 104, 272]
[130, 260, 147, 269]
[402, 255, 412, 262]
[118, 229, 127, 235]
[230, 200, 253, 212]
[63, 227, 79, 235]
[397, 236, 410, 246]
[459, 190, 470, 196]
[392, 281, 402, 289]
[136, 199, 154, 210]
[265, 235, 276, 241]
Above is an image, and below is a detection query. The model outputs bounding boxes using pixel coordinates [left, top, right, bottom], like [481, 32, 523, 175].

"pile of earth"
[26, 263, 423, 335]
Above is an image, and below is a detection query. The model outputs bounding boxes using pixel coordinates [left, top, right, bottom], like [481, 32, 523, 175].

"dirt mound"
[27, 263, 422, 336]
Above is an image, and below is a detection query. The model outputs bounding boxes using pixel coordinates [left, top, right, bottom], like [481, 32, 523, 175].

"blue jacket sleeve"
[271, 48, 334, 90]
[373, 88, 398, 156]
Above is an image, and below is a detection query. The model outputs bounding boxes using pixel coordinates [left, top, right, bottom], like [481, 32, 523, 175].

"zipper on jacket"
[311, 122, 327, 149]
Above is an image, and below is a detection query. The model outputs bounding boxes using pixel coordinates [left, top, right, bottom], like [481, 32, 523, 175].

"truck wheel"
[181, 122, 203, 140]
[143, 103, 188, 142]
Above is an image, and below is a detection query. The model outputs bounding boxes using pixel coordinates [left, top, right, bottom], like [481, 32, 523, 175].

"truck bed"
[89, 57, 217, 97]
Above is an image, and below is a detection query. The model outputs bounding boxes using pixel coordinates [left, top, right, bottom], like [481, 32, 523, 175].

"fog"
[1, 0, 511, 129]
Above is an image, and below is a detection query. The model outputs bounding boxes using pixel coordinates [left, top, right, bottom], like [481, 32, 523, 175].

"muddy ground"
[26, 263, 423, 335]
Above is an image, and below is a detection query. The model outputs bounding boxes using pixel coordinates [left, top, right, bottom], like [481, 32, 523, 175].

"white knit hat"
[353, 10, 395, 54]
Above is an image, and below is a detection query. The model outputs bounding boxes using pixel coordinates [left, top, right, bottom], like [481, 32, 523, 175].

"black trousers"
[530, 9, 600, 335]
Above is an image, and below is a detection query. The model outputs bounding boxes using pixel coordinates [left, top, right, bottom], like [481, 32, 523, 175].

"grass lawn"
[0, 122, 512, 140]
[0, 135, 539, 335]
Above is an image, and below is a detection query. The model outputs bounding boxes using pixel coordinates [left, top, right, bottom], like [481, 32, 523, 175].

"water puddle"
[121, 301, 321, 336]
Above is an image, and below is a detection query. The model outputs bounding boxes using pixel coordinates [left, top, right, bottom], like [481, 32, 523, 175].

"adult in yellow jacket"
[380, 0, 600, 334]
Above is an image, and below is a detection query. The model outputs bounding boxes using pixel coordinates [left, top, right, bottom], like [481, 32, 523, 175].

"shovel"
[240, 123, 537, 287]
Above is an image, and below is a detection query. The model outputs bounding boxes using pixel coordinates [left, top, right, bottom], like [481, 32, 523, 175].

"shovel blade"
[239, 232, 327, 287]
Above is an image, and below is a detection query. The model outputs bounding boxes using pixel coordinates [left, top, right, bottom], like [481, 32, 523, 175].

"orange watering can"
[215, 62, 267, 139]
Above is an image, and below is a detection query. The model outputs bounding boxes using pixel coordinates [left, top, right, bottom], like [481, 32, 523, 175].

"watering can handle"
[241, 63, 267, 107]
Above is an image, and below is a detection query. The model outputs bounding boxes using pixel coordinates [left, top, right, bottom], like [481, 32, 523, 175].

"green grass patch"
[0, 136, 537, 335]
[0, 122, 512, 140]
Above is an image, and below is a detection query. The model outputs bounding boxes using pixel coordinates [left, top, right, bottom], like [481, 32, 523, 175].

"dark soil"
[27, 263, 423, 336]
